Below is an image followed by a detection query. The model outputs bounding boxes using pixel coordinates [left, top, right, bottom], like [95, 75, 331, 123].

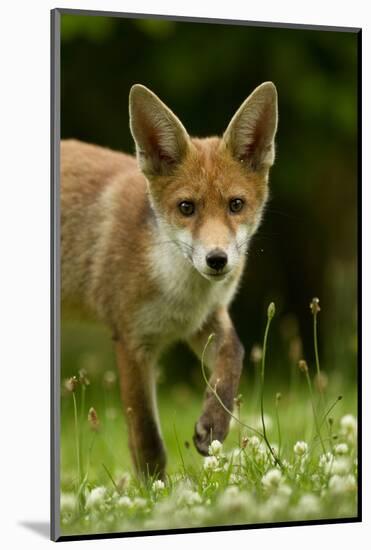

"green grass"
[60, 374, 357, 536]
[59, 301, 358, 536]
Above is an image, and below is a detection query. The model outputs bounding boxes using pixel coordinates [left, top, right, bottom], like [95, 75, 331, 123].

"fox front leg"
[188, 308, 245, 455]
[115, 339, 166, 479]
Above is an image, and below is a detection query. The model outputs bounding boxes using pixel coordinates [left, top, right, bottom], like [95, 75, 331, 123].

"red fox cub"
[61, 82, 278, 478]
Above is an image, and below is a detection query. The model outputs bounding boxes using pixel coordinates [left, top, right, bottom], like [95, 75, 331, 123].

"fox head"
[129, 82, 278, 282]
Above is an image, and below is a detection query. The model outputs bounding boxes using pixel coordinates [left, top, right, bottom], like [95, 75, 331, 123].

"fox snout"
[192, 236, 244, 281]
[206, 248, 228, 272]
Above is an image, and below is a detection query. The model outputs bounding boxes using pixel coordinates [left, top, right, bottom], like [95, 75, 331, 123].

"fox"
[61, 81, 278, 479]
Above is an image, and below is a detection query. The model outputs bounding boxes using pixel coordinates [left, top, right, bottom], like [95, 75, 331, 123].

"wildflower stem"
[319, 395, 343, 430]
[304, 369, 326, 454]
[313, 314, 320, 379]
[237, 400, 241, 448]
[260, 303, 282, 467]
[80, 384, 86, 481]
[312, 303, 326, 413]
[275, 397, 282, 459]
[173, 423, 187, 477]
[72, 392, 81, 486]
[102, 462, 121, 494]
[80, 384, 86, 426]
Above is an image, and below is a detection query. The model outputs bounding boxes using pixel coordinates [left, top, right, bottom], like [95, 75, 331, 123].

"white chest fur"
[134, 237, 240, 346]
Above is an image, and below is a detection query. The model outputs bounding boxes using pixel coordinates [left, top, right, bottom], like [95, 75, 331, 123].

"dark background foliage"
[61, 14, 358, 387]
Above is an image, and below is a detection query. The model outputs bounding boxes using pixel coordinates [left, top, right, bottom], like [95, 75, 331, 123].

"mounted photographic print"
[51, 8, 361, 541]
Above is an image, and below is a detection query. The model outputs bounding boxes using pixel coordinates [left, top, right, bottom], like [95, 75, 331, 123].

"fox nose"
[206, 249, 228, 272]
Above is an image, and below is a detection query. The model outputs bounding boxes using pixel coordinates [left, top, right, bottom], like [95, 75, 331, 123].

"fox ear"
[223, 82, 278, 171]
[129, 84, 190, 177]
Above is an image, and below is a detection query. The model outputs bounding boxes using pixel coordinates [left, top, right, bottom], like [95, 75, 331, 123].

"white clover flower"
[60, 492, 76, 512]
[249, 435, 262, 449]
[249, 438, 269, 464]
[258, 494, 288, 520]
[188, 505, 209, 522]
[217, 487, 253, 513]
[331, 457, 351, 476]
[277, 483, 292, 497]
[281, 459, 293, 470]
[311, 474, 322, 490]
[261, 468, 283, 491]
[296, 494, 321, 516]
[250, 414, 273, 432]
[117, 495, 132, 509]
[223, 485, 240, 498]
[226, 448, 243, 466]
[208, 439, 223, 456]
[228, 472, 244, 485]
[294, 441, 308, 456]
[177, 489, 202, 507]
[152, 479, 165, 492]
[334, 443, 349, 455]
[132, 497, 147, 509]
[319, 452, 334, 474]
[340, 414, 357, 441]
[328, 474, 357, 495]
[85, 486, 107, 509]
[223, 461, 230, 472]
[203, 455, 220, 471]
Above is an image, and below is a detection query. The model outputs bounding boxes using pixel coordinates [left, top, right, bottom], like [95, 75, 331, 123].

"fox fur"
[61, 82, 278, 477]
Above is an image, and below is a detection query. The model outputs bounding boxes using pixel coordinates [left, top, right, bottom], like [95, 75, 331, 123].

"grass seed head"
[310, 297, 321, 315]
[298, 359, 309, 374]
[250, 344, 263, 364]
[78, 368, 90, 386]
[64, 376, 79, 393]
[88, 407, 100, 431]
[102, 370, 117, 389]
[241, 437, 249, 449]
[314, 372, 328, 393]
[116, 473, 131, 493]
[267, 302, 276, 320]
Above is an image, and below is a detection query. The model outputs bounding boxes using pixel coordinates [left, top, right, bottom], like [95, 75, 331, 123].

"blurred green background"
[60, 14, 358, 406]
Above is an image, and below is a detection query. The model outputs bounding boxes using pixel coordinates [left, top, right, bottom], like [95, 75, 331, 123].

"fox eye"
[178, 201, 195, 216]
[229, 198, 244, 213]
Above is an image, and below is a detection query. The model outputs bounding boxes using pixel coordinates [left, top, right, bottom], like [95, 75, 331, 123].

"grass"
[59, 300, 358, 536]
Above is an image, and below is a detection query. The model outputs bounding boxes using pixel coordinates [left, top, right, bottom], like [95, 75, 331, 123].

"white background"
[0, 0, 369, 548]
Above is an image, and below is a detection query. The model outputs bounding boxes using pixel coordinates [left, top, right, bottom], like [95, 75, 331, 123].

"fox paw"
[193, 420, 212, 456]
[193, 414, 230, 456]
